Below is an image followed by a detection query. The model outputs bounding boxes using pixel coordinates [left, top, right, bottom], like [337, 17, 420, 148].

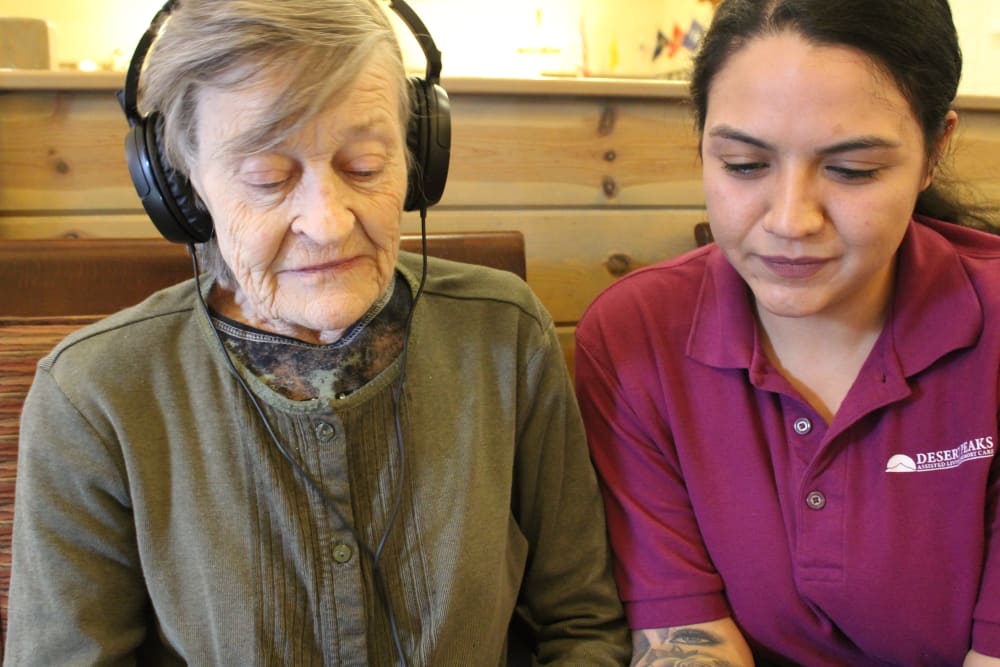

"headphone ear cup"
[404, 77, 451, 211]
[124, 111, 214, 243]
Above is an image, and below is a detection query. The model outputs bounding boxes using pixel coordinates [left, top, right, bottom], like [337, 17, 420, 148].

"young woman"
[575, 0, 1000, 664]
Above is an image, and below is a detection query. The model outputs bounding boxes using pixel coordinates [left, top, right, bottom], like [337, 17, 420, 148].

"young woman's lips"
[759, 255, 829, 279]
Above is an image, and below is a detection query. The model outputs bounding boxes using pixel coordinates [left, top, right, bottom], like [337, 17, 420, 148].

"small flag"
[652, 29, 669, 61]
[669, 24, 685, 58]
[684, 20, 706, 51]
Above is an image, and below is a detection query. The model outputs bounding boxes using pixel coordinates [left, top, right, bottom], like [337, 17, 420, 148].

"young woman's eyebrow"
[708, 125, 901, 157]
[707, 125, 772, 150]
[815, 136, 901, 156]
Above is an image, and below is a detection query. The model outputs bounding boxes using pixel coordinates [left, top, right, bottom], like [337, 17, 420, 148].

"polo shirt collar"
[686, 219, 983, 377]
[890, 218, 983, 376]
[687, 248, 758, 369]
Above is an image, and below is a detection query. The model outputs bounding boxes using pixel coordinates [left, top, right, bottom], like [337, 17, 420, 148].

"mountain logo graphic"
[885, 454, 917, 473]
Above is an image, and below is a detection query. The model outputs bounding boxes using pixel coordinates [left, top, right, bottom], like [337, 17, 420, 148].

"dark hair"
[690, 0, 997, 231]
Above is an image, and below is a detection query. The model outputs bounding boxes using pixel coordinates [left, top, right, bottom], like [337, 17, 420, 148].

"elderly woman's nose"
[291, 167, 355, 242]
[762, 169, 826, 239]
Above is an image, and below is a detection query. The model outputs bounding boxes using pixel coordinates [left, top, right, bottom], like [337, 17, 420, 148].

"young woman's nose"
[762, 168, 826, 239]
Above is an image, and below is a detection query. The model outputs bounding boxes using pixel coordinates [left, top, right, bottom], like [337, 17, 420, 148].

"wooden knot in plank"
[598, 105, 616, 136]
[605, 252, 634, 277]
[602, 176, 618, 199]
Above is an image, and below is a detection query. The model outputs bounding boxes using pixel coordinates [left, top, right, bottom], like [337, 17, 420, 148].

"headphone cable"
[187, 218, 428, 666]
[377, 206, 427, 664]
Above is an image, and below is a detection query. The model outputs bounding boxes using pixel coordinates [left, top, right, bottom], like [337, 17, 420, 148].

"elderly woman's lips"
[286, 257, 362, 274]
[759, 255, 830, 279]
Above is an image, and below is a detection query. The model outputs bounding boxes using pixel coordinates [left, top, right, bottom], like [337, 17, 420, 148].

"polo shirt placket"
[755, 345, 915, 589]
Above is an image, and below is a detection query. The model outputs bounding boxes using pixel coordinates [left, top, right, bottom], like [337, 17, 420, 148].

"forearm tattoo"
[631, 627, 738, 667]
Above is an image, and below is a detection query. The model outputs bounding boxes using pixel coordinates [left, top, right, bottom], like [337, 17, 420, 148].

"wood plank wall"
[2, 87, 999, 373]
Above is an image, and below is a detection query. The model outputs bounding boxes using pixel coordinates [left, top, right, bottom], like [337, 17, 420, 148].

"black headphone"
[119, 0, 451, 244]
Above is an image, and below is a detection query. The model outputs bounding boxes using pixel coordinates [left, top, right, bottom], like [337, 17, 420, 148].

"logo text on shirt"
[886, 436, 995, 473]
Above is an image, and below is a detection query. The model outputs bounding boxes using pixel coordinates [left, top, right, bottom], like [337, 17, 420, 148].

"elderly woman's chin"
[230, 261, 393, 344]
[292, 280, 389, 343]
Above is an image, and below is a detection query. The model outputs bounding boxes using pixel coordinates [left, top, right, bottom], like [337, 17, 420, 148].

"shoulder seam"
[418, 287, 549, 330]
[43, 306, 194, 370]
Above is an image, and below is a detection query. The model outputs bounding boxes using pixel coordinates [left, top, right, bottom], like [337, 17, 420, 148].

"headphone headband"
[122, 0, 443, 122]
[120, 0, 174, 126]
[388, 0, 442, 83]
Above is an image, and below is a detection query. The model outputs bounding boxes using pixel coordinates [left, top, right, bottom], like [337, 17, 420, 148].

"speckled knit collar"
[211, 273, 412, 401]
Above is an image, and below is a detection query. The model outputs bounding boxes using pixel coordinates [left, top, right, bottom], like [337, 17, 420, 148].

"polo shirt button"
[315, 421, 336, 442]
[332, 544, 353, 564]
[793, 418, 812, 435]
[806, 491, 826, 510]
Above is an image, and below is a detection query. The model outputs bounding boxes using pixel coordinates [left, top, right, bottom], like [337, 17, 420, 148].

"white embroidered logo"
[886, 436, 995, 473]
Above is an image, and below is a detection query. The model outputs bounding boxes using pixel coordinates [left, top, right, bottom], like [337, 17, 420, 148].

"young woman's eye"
[827, 166, 880, 182]
[722, 160, 768, 176]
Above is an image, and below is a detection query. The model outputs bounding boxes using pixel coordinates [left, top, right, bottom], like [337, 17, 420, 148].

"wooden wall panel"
[556, 326, 577, 382]
[0, 214, 155, 238]
[0, 90, 135, 213]
[0, 90, 705, 214]
[401, 208, 705, 323]
[447, 94, 704, 208]
[949, 108, 1000, 202]
[4, 88, 992, 216]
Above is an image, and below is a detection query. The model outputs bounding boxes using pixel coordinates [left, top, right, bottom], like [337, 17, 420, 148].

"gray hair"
[138, 0, 411, 283]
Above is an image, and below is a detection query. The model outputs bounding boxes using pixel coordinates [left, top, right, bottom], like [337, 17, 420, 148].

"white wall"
[398, 0, 712, 78]
[0, 0, 160, 70]
[1, 0, 996, 95]
[951, 0, 1000, 96]
[0, 0, 710, 78]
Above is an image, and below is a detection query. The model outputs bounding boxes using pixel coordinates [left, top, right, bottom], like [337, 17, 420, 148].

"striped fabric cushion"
[0, 317, 101, 653]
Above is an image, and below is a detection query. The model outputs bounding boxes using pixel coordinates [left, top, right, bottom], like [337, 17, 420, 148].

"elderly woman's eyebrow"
[219, 123, 291, 162]
[339, 116, 399, 141]
[219, 116, 396, 162]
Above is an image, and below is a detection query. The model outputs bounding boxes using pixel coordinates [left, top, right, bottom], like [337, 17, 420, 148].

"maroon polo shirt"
[576, 217, 1000, 665]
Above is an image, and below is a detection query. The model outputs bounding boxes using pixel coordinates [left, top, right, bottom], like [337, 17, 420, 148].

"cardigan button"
[332, 544, 353, 564]
[315, 421, 336, 442]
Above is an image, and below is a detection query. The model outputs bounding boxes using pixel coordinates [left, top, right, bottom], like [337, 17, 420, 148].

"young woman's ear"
[924, 110, 958, 190]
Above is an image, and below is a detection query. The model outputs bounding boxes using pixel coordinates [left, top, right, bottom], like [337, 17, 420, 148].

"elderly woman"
[4, 1, 629, 664]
